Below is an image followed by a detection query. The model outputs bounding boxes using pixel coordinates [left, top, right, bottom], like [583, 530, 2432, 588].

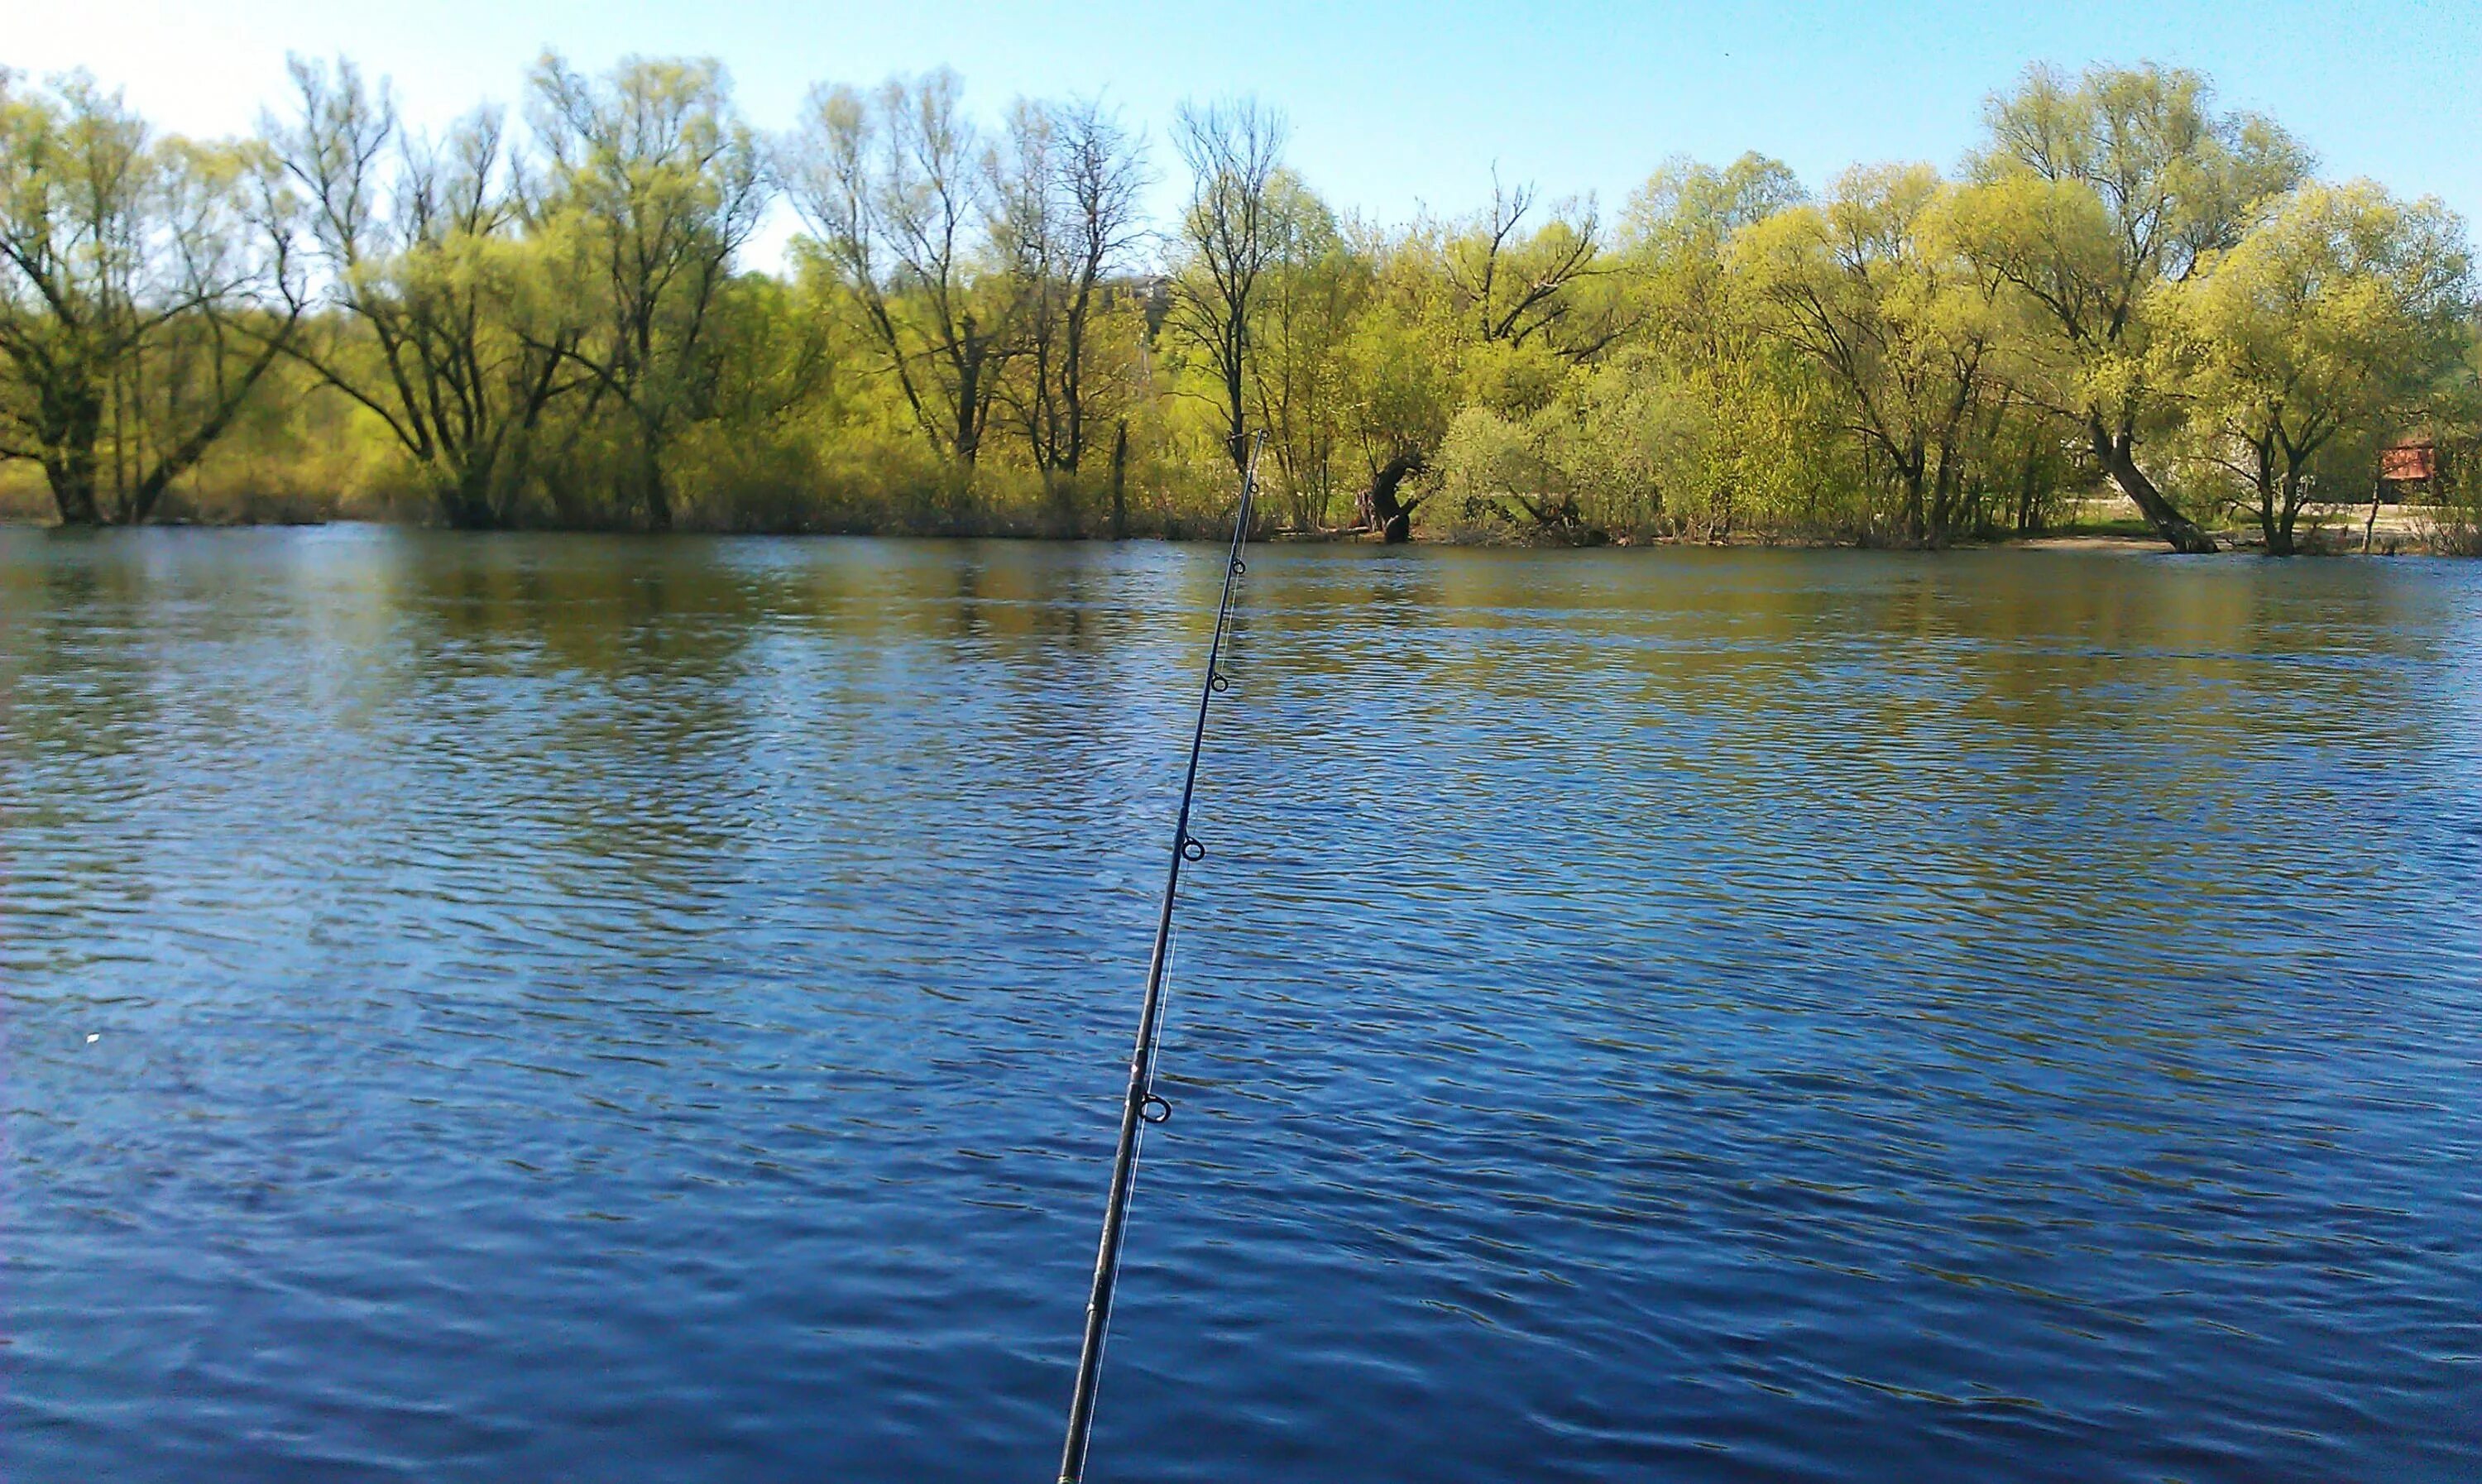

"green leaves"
[2156, 180, 2475, 548]
[7, 51, 2476, 548]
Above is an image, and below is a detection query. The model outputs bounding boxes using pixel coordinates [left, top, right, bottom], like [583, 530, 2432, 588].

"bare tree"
[785, 69, 1009, 466]
[1169, 98, 1287, 478]
[1445, 174, 1610, 354]
[990, 96, 1148, 474]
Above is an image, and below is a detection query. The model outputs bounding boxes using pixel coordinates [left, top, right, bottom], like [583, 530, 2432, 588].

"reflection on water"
[4, 527, 2479, 1482]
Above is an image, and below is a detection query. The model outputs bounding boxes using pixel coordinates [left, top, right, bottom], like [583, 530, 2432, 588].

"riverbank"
[5, 475, 2470, 554]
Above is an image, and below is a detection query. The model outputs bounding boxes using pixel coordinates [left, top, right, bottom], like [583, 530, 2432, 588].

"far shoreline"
[2, 514, 2461, 557]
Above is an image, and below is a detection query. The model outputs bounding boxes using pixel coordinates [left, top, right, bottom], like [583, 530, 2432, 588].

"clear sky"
[13, 0, 2481, 251]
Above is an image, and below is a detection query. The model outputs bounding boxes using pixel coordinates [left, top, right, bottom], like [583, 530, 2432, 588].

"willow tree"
[1955, 63, 2308, 553]
[785, 69, 1011, 467]
[0, 69, 301, 525]
[1622, 152, 1806, 365]
[276, 57, 582, 529]
[2163, 181, 2472, 554]
[1245, 173, 1373, 531]
[1741, 164, 2011, 544]
[1349, 177, 1623, 538]
[1609, 153, 1821, 537]
[532, 55, 767, 530]
[1332, 232, 1461, 539]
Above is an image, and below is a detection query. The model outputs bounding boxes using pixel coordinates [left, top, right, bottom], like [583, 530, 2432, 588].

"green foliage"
[2157, 181, 2472, 551]
[1947, 62, 2314, 550]
[0, 66, 301, 524]
[2, 56, 2474, 554]
[1738, 165, 2014, 543]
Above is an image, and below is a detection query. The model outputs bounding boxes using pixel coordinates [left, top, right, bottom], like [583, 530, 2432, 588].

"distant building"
[2378, 439, 2437, 504]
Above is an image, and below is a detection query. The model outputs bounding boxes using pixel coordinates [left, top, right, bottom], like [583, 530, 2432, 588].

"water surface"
[4, 528, 2478, 1481]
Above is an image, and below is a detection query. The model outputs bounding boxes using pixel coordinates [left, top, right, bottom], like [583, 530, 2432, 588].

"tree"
[0, 68, 302, 525]
[12, 50, 2477, 553]
[276, 57, 586, 529]
[1740, 164, 2010, 543]
[1955, 62, 2309, 553]
[2163, 180, 2472, 553]
[785, 69, 1009, 467]
[1622, 151, 1806, 363]
[1444, 176, 1618, 357]
[1169, 97, 1287, 479]
[1608, 153, 1833, 540]
[1246, 173, 1369, 531]
[1334, 175, 1628, 540]
[988, 96, 1148, 476]
[532, 54, 768, 530]
[1331, 239, 1459, 539]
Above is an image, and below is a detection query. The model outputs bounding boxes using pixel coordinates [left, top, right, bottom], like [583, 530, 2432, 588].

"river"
[3, 526, 2477, 1481]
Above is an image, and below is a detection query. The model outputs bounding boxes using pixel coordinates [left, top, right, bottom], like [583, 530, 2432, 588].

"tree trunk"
[1062, 303, 1087, 476]
[1929, 457, 1958, 548]
[438, 462, 503, 531]
[2274, 468, 2308, 558]
[41, 384, 108, 526]
[955, 323, 987, 469]
[2015, 442, 2043, 534]
[2091, 414, 2217, 553]
[47, 457, 103, 526]
[643, 439, 673, 533]
[1223, 330, 1249, 480]
[1109, 420, 1128, 541]
[1363, 449, 1425, 544]
[2258, 476, 2288, 554]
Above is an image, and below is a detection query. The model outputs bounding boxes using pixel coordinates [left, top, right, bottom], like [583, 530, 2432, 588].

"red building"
[2378, 440, 2436, 502]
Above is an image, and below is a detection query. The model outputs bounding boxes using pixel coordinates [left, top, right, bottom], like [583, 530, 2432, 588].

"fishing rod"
[1057, 430, 1265, 1484]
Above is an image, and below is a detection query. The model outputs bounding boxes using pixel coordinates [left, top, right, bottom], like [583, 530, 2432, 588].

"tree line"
[2, 56, 2475, 553]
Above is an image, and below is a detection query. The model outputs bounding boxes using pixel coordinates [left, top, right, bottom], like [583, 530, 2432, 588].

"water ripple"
[3, 530, 2479, 1482]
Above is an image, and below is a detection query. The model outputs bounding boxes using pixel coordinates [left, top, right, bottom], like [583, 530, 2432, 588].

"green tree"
[1334, 245, 1457, 539]
[1740, 163, 2010, 544]
[1622, 152, 1806, 365]
[532, 54, 767, 530]
[1246, 173, 1370, 531]
[1612, 152, 1834, 539]
[0, 68, 301, 525]
[276, 57, 586, 529]
[2163, 180, 2472, 553]
[1955, 62, 2309, 552]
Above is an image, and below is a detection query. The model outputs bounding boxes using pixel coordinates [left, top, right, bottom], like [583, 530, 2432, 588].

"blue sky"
[15, 0, 2481, 251]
